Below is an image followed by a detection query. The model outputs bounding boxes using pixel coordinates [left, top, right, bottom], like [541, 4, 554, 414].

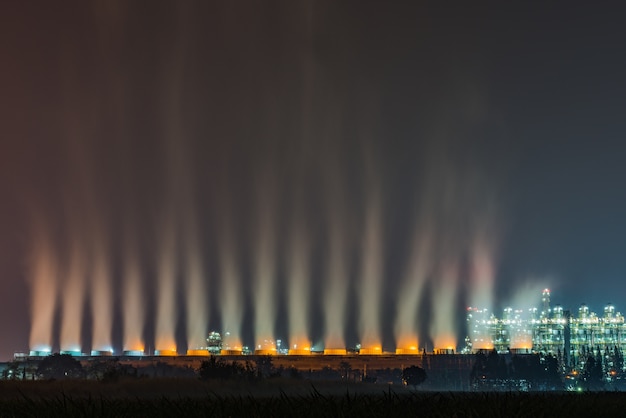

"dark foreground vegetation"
[1, 350, 624, 416]
[0, 385, 625, 418]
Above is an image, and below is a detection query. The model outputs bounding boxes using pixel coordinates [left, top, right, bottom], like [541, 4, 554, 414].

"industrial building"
[467, 289, 626, 366]
[20, 288, 626, 365]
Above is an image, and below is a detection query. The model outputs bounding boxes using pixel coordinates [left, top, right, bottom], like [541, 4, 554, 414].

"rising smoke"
[27, 226, 57, 353]
[252, 168, 278, 351]
[23, 1, 511, 356]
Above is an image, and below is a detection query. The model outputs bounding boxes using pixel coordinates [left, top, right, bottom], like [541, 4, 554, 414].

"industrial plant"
[7, 289, 626, 392]
[18, 289, 626, 367]
[467, 289, 626, 367]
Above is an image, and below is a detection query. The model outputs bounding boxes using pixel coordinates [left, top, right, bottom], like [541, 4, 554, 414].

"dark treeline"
[1, 354, 427, 388]
[4, 350, 626, 391]
[471, 347, 626, 391]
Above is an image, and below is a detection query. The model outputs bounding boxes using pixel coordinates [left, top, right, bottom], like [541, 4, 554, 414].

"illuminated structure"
[23, 288, 626, 360]
[569, 303, 625, 356]
[90, 350, 112, 356]
[395, 347, 420, 355]
[206, 331, 222, 355]
[186, 349, 209, 356]
[288, 340, 312, 355]
[467, 307, 495, 350]
[253, 338, 278, 355]
[359, 346, 383, 355]
[154, 349, 177, 356]
[467, 289, 626, 365]
[324, 348, 347, 355]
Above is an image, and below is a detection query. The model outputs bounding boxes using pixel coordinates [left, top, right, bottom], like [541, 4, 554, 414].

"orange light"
[127, 344, 144, 352]
[396, 335, 419, 351]
[220, 349, 243, 355]
[154, 349, 177, 356]
[395, 347, 420, 355]
[324, 348, 347, 355]
[288, 348, 311, 355]
[155, 338, 177, 353]
[288, 342, 311, 355]
[359, 346, 382, 355]
[472, 342, 494, 350]
[187, 349, 209, 356]
[434, 335, 456, 351]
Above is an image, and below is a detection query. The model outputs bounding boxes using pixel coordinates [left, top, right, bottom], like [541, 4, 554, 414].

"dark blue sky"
[1, 1, 626, 359]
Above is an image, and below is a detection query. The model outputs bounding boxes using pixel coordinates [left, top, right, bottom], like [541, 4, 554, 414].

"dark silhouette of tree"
[510, 355, 527, 380]
[316, 365, 341, 380]
[486, 349, 499, 377]
[582, 355, 604, 390]
[83, 359, 138, 382]
[254, 356, 274, 379]
[288, 366, 301, 379]
[510, 354, 545, 388]
[544, 354, 562, 389]
[615, 345, 624, 374]
[471, 350, 510, 387]
[85, 359, 115, 380]
[339, 361, 351, 381]
[470, 351, 487, 385]
[596, 346, 603, 373]
[36, 354, 84, 380]
[198, 356, 255, 380]
[497, 357, 508, 380]
[2, 361, 23, 380]
[402, 365, 427, 387]
[527, 354, 543, 386]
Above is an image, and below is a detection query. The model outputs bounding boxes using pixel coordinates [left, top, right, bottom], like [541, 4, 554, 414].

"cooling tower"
[154, 349, 177, 356]
[186, 349, 210, 356]
[254, 349, 277, 355]
[90, 350, 113, 356]
[395, 347, 420, 355]
[288, 348, 311, 355]
[122, 350, 144, 356]
[323, 348, 347, 355]
[220, 349, 243, 356]
[359, 346, 382, 355]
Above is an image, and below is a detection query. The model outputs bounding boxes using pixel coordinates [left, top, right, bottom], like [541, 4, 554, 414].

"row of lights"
[26, 345, 460, 357]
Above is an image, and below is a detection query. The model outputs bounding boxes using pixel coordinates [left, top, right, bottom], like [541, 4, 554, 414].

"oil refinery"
[19, 289, 626, 365]
[467, 289, 626, 367]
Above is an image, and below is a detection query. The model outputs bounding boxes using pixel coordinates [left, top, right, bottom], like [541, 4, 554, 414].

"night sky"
[1, 1, 626, 360]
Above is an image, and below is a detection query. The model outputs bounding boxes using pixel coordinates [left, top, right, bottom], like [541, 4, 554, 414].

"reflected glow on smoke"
[358, 190, 383, 349]
[155, 221, 177, 352]
[184, 229, 207, 350]
[396, 334, 420, 352]
[395, 231, 430, 352]
[122, 251, 144, 352]
[60, 243, 85, 352]
[90, 241, 112, 351]
[219, 230, 243, 352]
[287, 218, 310, 352]
[22, 3, 512, 356]
[323, 225, 348, 350]
[431, 261, 458, 350]
[253, 185, 277, 348]
[469, 236, 496, 319]
[28, 230, 57, 353]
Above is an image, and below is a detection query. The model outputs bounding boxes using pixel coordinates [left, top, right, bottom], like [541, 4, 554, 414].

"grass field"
[0, 379, 624, 417]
